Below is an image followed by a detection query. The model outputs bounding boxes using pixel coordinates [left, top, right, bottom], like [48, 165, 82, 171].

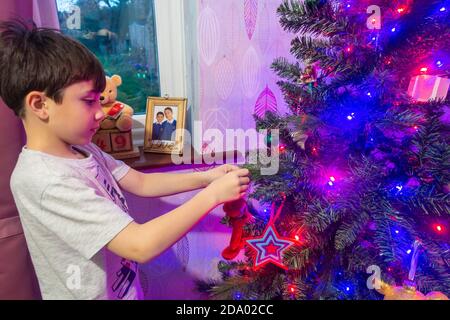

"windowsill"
[123, 146, 244, 171]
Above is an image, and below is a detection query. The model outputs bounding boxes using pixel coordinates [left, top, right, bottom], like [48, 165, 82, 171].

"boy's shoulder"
[10, 143, 102, 192]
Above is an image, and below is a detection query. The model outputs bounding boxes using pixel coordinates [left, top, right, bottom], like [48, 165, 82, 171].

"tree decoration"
[245, 197, 295, 270]
[298, 65, 318, 93]
[375, 241, 449, 300]
[222, 199, 253, 260]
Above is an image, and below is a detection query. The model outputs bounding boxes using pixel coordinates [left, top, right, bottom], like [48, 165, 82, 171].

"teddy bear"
[99, 75, 134, 132]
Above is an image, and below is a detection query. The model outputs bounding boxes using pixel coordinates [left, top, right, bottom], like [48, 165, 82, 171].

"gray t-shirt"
[10, 142, 143, 300]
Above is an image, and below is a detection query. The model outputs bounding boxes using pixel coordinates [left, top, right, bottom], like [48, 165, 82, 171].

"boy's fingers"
[236, 168, 250, 177]
[239, 177, 250, 185]
[226, 164, 240, 172]
[240, 185, 249, 192]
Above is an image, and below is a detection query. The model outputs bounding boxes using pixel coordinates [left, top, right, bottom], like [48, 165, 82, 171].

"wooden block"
[111, 131, 132, 152]
[93, 128, 140, 160]
[112, 146, 141, 160]
[93, 130, 112, 153]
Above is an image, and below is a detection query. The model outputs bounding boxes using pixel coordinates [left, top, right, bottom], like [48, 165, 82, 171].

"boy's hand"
[204, 168, 251, 205]
[202, 164, 241, 186]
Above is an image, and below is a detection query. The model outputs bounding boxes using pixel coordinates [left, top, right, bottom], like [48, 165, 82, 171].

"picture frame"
[143, 97, 187, 155]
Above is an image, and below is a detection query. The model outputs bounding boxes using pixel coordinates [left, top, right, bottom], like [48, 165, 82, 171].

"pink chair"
[0, 99, 41, 300]
[0, 0, 41, 299]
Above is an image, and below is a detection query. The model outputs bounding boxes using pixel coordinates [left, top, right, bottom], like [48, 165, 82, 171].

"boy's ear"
[25, 91, 49, 120]
[111, 75, 122, 87]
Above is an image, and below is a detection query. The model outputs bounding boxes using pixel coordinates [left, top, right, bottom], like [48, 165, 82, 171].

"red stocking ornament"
[222, 199, 251, 260]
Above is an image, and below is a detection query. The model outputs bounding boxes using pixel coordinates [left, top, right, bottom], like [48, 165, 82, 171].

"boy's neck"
[26, 141, 86, 159]
[25, 136, 86, 160]
[23, 120, 87, 160]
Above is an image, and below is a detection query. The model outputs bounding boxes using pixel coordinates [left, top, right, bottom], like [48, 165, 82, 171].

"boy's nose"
[95, 110, 105, 122]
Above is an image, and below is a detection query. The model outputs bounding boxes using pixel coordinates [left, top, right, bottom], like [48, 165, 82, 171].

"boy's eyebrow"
[82, 90, 101, 97]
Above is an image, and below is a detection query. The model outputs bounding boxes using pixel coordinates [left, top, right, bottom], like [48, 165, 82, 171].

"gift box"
[407, 75, 450, 102]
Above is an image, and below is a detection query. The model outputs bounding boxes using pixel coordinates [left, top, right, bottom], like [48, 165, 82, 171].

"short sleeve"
[89, 143, 131, 181]
[40, 176, 134, 259]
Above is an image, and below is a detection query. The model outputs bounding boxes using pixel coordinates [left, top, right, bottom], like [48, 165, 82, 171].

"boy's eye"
[84, 99, 98, 105]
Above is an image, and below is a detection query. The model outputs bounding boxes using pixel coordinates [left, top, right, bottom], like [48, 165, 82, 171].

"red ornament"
[221, 199, 252, 260]
[245, 199, 294, 270]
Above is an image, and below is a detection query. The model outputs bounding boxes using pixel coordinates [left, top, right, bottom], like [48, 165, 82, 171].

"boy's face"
[164, 109, 173, 120]
[156, 114, 164, 123]
[46, 80, 104, 145]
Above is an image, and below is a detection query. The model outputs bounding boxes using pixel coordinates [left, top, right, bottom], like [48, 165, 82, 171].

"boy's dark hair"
[164, 107, 173, 113]
[157, 112, 164, 117]
[0, 20, 106, 118]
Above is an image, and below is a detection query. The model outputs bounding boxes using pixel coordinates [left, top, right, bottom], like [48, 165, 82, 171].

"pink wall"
[198, 0, 294, 152]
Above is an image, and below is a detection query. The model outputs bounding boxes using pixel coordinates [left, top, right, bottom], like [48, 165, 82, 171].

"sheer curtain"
[0, 0, 59, 300]
[33, 0, 59, 29]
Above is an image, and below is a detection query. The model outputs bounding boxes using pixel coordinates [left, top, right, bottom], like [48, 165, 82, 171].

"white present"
[407, 75, 450, 102]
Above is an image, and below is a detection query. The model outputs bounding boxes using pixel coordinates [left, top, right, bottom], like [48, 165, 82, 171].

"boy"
[0, 20, 250, 300]
[152, 112, 165, 141]
[160, 107, 177, 141]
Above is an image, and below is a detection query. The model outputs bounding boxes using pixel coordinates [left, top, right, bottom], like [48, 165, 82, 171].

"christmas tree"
[198, 0, 449, 300]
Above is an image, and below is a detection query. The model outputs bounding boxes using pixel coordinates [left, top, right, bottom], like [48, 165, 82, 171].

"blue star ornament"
[246, 225, 294, 270]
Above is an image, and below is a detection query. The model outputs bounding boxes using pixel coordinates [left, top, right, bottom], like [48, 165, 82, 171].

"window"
[56, 0, 160, 115]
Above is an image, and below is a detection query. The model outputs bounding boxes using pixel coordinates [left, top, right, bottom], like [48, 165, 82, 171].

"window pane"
[56, 0, 160, 114]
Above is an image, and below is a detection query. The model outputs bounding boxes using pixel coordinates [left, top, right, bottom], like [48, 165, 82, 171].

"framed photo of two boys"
[144, 97, 187, 155]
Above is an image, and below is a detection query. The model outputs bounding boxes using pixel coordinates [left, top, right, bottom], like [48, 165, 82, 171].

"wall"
[198, 0, 294, 152]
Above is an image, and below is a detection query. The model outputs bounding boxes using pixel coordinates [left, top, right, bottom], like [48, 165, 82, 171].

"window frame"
[132, 0, 200, 149]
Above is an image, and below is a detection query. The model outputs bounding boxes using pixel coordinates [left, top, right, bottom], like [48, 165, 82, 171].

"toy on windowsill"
[92, 75, 140, 160]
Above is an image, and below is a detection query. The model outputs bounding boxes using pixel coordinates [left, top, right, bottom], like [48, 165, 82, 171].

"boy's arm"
[107, 187, 217, 263]
[108, 168, 250, 264]
[118, 164, 240, 197]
